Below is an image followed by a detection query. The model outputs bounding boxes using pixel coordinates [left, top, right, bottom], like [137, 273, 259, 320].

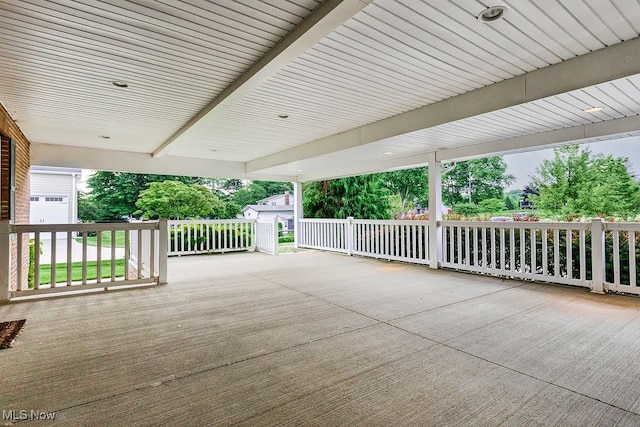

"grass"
[76, 230, 126, 248]
[37, 259, 126, 285]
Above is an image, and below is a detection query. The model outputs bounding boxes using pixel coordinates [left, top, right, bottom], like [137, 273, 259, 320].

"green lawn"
[76, 230, 126, 248]
[37, 259, 126, 285]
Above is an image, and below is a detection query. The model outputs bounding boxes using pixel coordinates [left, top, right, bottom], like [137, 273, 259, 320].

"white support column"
[428, 153, 443, 269]
[0, 220, 11, 301]
[158, 219, 168, 285]
[590, 218, 605, 294]
[293, 181, 303, 248]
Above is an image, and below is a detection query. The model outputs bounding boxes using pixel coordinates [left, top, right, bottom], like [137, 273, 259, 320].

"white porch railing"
[440, 220, 593, 288]
[167, 219, 255, 256]
[604, 222, 640, 295]
[298, 218, 430, 265]
[255, 218, 279, 255]
[298, 219, 350, 253]
[352, 219, 429, 264]
[0, 220, 167, 300]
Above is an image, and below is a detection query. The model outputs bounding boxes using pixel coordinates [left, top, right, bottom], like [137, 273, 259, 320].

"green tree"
[454, 202, 481, 216]
[380, 167, 429, 217]
[232, 182, 268, 207]
[134, 181, 224, 219]
[504, 196, 515, 210]
[303, 175, 391, 219]
[442, 157, 514, 207]
[87, 172, 201, 219]
[532, 145, 639, 217]
[479, 198, 506, 213]
[77, 192, 104, 221]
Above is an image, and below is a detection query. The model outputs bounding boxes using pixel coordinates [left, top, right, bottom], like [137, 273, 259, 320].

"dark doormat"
[0, 319, 26, 349]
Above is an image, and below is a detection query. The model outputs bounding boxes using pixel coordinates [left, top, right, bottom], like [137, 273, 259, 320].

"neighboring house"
[256, 191, 295, 207]
[243, 192, 295, 231]
[30, 166, 81, 225]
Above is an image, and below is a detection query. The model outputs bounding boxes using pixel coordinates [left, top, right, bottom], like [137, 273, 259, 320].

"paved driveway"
[39, 237, 126, 264]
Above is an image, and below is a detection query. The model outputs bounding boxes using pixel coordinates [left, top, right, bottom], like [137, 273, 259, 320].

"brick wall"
[1, 102, 30, 291]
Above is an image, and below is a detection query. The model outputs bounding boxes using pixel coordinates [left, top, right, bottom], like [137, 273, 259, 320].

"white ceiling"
[2, 0, 640, 181]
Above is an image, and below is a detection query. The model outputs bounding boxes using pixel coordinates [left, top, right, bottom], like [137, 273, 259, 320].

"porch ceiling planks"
[2, 0, 640, 180]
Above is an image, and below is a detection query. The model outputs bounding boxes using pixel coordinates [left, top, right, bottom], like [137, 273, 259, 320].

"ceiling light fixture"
[478, 5, 507, 22]
[111, 81, 129, 88]
[583, 106, 604, 113]
[278, 114, 289, 119]
[297, 169, 304, 173]
[383, 151, 393, 155]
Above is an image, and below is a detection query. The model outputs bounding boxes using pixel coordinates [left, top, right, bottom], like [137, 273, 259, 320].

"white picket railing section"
[604, 222, 640, 295]
[168, 220, 255, 256]
[441, 220, 593, 288]
[298, 219, 350, 253]
[255, 218, 279, 255]
[299, 218, 430, 265]
[1, 220, 167, 299]
[353, 219, 429, 264]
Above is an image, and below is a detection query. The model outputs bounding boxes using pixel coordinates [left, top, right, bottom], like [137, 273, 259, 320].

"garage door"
[30, 196, 69, 224]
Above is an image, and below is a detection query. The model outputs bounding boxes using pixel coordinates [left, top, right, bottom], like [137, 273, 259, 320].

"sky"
[503, 136, 640, 191]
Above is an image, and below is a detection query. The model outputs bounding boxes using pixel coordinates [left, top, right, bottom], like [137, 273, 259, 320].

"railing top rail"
[11, 222, 159, 233]
[167, 219, 255, 225]
[439, 220, 591, 230]
[299, 218, 350, 224]
[353, 219, 428, 225]
[603, 222, 640, 231]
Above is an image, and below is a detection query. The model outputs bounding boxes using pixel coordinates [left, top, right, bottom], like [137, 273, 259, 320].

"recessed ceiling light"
[383, 151, 393, 155]
[297, 169, 304, 172]
[99, 135, 110, 139]
[278, 114, 289, 119]
[111, 81, 128, 88]
[583, 106, 604, 113]
[478, 6, 507, 22]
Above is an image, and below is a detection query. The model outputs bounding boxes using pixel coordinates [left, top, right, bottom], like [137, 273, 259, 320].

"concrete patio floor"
[2, 250, 640, 426]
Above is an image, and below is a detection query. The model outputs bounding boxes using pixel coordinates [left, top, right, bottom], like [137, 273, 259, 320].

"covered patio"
[3, 250, 640, 425]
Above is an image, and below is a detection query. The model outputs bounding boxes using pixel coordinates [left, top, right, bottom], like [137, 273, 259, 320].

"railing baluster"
[67, 231, 72, 286]
[34, 232, 41, 290]
[500, 227, 505, 273]
[16, 232, 23, 290]
[96, 230, 102, 285]
[566, 228, 572, 280]
[542, 228, 548, 276]
[613, 230, 620, 285]
[630, 231, 637, 287]
[553, 229, 560, 277]
[580, 229, 586, 282]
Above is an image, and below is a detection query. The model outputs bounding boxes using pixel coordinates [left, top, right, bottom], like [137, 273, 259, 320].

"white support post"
[293, 181, 303, 248]
[158, 219, 168, 285]
[590, 218, 605, 294]
[0, 221, 11, 301]
[428, 153, 443, 269]
[347, 216, 354, 256]
[273, 216, 280, 255]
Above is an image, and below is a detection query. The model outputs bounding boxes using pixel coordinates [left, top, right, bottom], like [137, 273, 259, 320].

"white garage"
[30, 166, 81, 225]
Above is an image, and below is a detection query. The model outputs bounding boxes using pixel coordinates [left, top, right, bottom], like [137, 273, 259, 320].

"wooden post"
[590, 218, 605, 294]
